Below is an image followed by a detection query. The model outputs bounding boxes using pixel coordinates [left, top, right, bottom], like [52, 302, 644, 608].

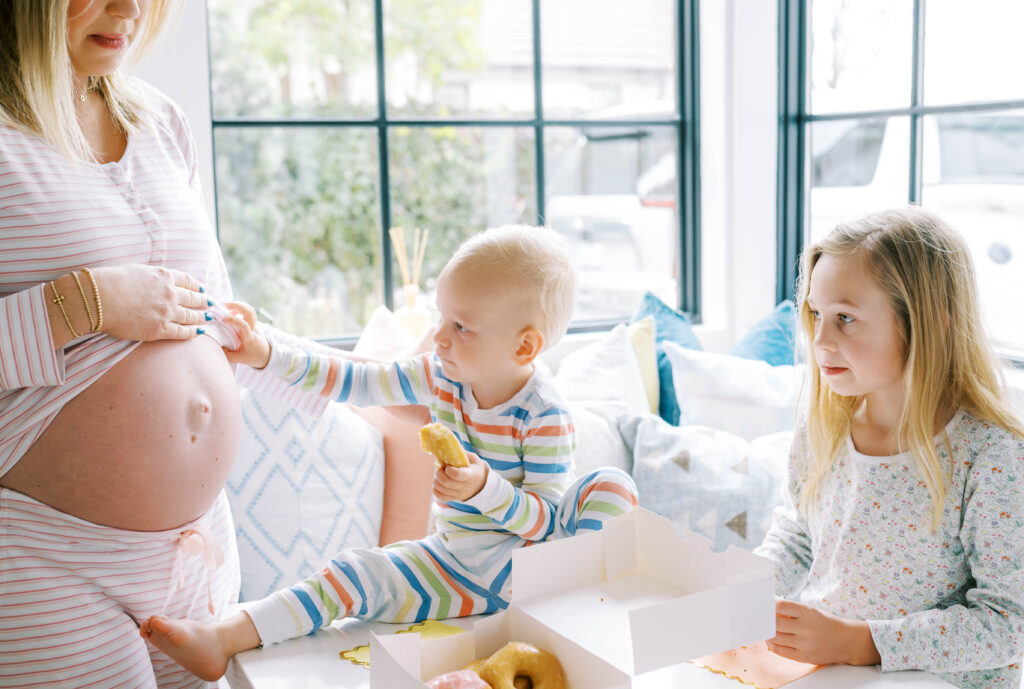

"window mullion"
[679, 0, 701, 316]
[776, 0, 807, 304]
[532, 0, 545, 226]
[374, 0, 394, 309]
[908, 0, 926, 204]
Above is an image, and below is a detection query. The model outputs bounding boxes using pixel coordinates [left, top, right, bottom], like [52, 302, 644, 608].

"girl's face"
[806, 253, 906, 403]
[67, 0, 149, 81]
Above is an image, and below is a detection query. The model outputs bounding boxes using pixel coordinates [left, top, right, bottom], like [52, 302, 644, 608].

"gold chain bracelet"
[71, 270, 97, 332]
[50, 280, 82, 339]
[80, 267, 103, 332]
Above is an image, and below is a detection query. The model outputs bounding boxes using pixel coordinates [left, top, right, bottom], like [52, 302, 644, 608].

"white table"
[226, 616, 956, 689]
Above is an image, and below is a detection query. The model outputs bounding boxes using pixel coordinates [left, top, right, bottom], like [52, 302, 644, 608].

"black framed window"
[779, 0, 1024, 350]
[206, 0, 700, 340]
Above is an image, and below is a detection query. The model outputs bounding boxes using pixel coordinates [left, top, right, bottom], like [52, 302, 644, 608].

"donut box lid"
[370, 507, 775, 687]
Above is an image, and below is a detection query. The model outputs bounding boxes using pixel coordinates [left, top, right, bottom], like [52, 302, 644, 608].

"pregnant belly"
[3, 336, 241, 531]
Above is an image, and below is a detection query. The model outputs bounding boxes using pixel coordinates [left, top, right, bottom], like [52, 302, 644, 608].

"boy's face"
[432, 263, 532, 391]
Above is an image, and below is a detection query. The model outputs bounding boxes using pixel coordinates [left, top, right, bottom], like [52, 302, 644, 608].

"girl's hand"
[222, 301, 271, 369]
[432, 451, 488, 503]
[766, 599, 881, 666]
[90, 265, 210, 341]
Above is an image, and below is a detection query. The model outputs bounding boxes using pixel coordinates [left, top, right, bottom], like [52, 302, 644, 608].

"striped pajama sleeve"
[265, 342, 435, 407]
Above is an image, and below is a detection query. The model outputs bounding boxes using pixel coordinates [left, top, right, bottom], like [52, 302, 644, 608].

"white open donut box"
[370, 507, 776, 688]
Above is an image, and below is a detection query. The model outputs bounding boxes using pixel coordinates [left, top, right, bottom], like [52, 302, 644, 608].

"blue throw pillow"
[631, 291, 702, 425]
[730, 300, 798, 366]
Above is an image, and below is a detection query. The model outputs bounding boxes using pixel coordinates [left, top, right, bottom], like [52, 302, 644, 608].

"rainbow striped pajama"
[242, 344, 639, 645]
[244, 467, 638, 644]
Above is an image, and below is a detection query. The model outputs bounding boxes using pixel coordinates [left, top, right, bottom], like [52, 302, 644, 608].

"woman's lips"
[821, 365, 848, 376]
[89, 34, 128, 50]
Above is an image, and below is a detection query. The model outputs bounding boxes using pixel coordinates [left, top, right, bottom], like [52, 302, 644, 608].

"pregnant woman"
[0, 2, 287, 687]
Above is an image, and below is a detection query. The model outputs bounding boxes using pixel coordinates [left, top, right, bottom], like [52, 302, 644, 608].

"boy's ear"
[513, 327, 544, 365]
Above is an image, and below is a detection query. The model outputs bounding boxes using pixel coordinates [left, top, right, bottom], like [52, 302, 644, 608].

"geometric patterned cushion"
[227, 388, 384, 602]
[621, 413, 791, 552]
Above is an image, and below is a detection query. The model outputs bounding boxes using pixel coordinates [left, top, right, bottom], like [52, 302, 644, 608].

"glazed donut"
[419, 422, 469, 468]
[476, 642, 565, 689]
[425, 668, 492, 689]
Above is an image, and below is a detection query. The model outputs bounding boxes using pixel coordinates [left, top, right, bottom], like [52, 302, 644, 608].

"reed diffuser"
[389, 226, 433, 337]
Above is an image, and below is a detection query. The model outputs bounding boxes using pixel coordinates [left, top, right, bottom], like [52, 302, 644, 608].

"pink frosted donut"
[425, 668, 492, 689]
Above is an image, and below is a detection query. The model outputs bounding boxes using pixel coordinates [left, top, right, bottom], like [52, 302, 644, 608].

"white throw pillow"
[567, 402, 633, 476]
[553, 323, 651, 423]
[228, 389, 385, 602]
[551, 324, 652, 475]
[661, 340, 805, 440]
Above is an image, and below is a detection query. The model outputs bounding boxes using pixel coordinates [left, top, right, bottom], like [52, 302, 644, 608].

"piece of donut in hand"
[425, 668, 492, 689]
[475, 642, 565, 689]
[419, 422, 470, 468]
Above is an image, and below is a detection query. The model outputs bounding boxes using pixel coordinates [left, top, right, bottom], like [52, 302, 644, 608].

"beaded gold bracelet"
[81, 267, 103, 332]
[71, 270, 97, 332]
[50, 279, 82, 339]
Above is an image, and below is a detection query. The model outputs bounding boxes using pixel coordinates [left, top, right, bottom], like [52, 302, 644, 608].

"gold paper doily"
[339, 619, 467, 668]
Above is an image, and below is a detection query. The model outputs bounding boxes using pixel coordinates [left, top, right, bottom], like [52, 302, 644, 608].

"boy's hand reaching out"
[222, 301, 271, 369]
[432, 451, 488, 503]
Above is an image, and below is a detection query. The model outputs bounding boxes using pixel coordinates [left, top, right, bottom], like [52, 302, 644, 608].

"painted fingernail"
[199, 285, 206, 293]
[204, 312, 213, 321]
[207, 299, 213, 307]
[197, 327, 206, 335]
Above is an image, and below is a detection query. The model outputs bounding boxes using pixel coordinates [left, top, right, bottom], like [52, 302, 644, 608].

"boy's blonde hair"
[447, 225, 575, 351]
[0, 0, 179, 161]
[797, 207, 1024, 526]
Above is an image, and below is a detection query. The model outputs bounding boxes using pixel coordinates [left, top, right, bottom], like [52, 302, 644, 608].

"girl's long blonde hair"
[0, 0, 179, 161]
[797, 207, 1024, 526]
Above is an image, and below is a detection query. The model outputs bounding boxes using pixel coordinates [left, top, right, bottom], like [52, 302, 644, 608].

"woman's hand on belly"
[4, 336, 241, 531]
[48, 265, 212, 351]
[92, 264, 213, 341]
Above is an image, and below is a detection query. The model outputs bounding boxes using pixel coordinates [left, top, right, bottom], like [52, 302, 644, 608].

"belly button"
[187, 397, 214, 431]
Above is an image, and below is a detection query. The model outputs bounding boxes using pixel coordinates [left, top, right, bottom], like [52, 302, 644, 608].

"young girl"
[754, 207, 1024, 689]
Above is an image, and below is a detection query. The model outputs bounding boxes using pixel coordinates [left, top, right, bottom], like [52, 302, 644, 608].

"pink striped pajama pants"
[0, 488, 240, 689]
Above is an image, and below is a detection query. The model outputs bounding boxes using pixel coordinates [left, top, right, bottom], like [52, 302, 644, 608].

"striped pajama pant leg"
[244, 469, 639, 648]
[243, 533, 511, 646]
[0, 488, 240, 689]
[552, 467, 639, 537]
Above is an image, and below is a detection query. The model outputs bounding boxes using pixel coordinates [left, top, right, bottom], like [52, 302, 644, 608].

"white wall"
[696, 0, 779, 351]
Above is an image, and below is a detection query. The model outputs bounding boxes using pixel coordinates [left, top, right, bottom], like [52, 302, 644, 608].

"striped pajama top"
[265, 342, 578, 565]
[0, 79, 302, 479]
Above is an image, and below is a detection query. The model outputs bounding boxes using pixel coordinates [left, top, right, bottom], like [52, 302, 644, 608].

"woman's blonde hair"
[797, 207, 1024, 526]
[447, 225, 576, 351]
[0, 0, 179, 161]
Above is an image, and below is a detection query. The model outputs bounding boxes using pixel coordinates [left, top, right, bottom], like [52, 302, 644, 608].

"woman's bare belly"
[1, 336, 241, 531]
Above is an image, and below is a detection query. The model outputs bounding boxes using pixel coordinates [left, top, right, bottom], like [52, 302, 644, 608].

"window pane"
[207, 0, 376, 119]
[541, 0, 677, 119]
[921, 111, 1024, 346]
[924, 0, 1024, 106]
[384, 0, 534, 118]
[809, 0, 912, 114]
[544, 125, 679, 319]
[388, 126, 536, 301]
[215, 127, 382, 337]
[808, 117, 910, 241]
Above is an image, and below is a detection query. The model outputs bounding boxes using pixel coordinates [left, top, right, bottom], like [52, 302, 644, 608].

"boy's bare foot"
[139, 615, 232, 681]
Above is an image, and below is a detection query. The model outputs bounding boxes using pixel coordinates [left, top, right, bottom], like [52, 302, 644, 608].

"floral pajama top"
[755, 410, 1024, 689]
